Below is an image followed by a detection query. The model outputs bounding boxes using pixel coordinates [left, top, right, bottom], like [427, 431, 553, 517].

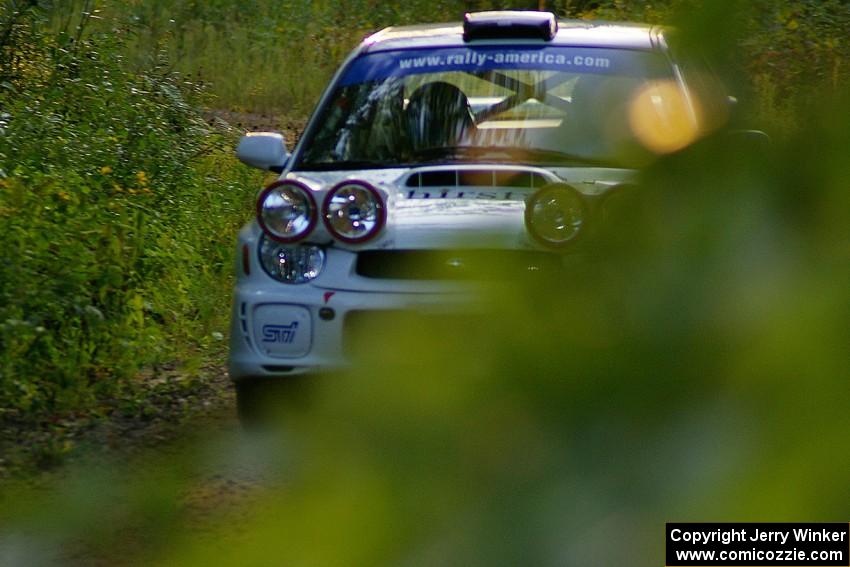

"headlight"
[257, 180, 317, 243]
[524, 183, 586, 248]
[259, 237, 325, 284]
[322, 181, 386, 244]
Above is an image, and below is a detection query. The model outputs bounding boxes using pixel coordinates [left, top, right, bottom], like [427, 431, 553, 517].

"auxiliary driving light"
[322, 181, 386, 244]
[524, 183, 586, 248]
[257, 180, 317, 243]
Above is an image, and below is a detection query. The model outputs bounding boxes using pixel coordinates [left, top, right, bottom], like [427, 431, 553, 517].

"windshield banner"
[340, 46, 666, 86]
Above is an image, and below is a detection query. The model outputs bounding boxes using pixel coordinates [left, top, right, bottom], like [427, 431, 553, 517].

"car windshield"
[296, 46, 690, 170]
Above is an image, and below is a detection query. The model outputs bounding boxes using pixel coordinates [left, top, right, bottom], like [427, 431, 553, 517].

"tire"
[235, 379, 266, 428]
[234, 375, 317, 428]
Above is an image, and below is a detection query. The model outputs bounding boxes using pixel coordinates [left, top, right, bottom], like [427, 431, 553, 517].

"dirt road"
[0, 363, 287, 566]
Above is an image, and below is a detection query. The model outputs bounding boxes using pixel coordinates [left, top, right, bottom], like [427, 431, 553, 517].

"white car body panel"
[229, 164, 634, 380]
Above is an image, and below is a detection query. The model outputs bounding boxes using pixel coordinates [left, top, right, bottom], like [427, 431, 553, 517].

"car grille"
[355, 249, 563, 280]
[405, 168, 551, 189]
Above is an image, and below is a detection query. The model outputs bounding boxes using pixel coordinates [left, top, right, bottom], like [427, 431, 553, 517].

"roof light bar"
[463, 11, 558, 42]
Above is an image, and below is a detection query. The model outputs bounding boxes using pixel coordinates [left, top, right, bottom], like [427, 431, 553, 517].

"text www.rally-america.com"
[398, 51, 611, 70]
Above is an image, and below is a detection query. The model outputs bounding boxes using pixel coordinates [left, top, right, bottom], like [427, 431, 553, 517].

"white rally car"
[229, 11, 726, 413]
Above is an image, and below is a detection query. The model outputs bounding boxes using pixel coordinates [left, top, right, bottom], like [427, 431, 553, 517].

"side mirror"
[236, 132, 289, 172]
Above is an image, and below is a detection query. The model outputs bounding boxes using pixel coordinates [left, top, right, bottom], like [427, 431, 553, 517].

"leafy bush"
[2, 0, 847, 420]
[102, 0, 547, 115]
[573, 0, 850, 134]
[0, 3, 260, 415]
[3, 2, 850, 565]
[5, 92, 850, 565]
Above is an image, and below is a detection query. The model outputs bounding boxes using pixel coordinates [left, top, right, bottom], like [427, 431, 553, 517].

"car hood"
[286, 164, 635, 250]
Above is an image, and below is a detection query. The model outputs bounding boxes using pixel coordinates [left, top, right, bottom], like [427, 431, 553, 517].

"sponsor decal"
[262, 322, 299, 344]
[340, 46, 669, 86]
[406, 189, 517, 200]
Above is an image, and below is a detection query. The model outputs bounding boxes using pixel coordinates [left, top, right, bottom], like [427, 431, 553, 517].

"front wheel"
[234, 379, 266, 427]
[234, 375, 317, 428]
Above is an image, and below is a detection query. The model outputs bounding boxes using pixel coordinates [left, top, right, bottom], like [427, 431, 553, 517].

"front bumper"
[228, 281, 468, 382]
[227, 217, 565, 382]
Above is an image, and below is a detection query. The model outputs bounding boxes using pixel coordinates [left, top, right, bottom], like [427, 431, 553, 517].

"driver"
[405, 81, 475, 152]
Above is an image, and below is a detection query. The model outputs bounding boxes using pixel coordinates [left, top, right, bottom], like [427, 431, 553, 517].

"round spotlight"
[256, 180, 317, 243]
[322, 181, 386, 244]
[525, 183, 586, 248]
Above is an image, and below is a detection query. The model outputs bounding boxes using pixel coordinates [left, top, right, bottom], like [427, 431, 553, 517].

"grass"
[0, 0, 846, 453]
[1, 0, 846, 438]
[2, 0, 850, 564]
[0, 1, 262, 418]
[103, 0, 489, 116]
[83, 0, 848, 129]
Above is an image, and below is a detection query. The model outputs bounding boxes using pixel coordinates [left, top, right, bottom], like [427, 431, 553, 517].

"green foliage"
[93, 0, 850, 133]
[101, 0, 490, 115]
[575, 0, 850, 135]
[2, 1, 850, 565]
[0, 2, 261, 415]
[94, 1, 603, 114]
[0, 0, 844, 436]
[740, 0, 850, 133]
[4, 92, 850, 564]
